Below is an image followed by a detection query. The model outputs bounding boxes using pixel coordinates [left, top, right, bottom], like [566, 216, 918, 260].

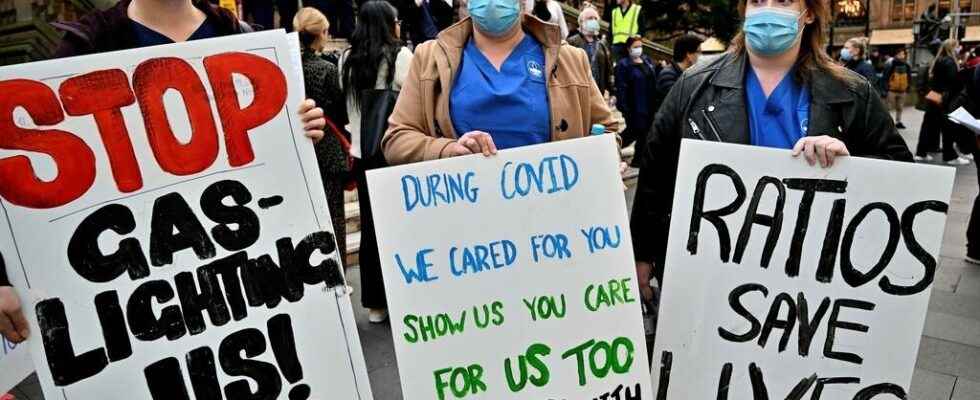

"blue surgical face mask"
[840, 48, 853, 61]
[469, 0, 521, 36]
[583, 19, 600, 35]
[743, 7, 804, 56]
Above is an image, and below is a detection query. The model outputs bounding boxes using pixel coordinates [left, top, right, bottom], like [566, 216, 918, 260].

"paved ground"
[9, 107, 980, 399]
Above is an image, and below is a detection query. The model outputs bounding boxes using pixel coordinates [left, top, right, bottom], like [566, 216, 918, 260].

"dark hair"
[342, 1, 400, 108]
[625, 35, 643, 49]
[672, 34, 703, 62]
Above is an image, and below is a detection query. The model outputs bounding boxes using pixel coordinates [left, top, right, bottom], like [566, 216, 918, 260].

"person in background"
[615, 36, 659, 155]
[568, 5, 613, 100]
[881, 48, 912, 129]
[960, 60, 980, 263]
[841, 37, 877, 89]
[242, 0, 274, 29]
[921, 38, 972, 165]
[459, 0, 470, 19]
[382, 0, 619, 161]
[340, 0, 413, 323]
[630, 0, 912, 300]
[279, 0, 300, 31]
[307, 0, 356, 39]
[657, 34, 704, 96]
[295, 8, 351, 268]
[965, 47, 980, 69]
[609, 0, 643, 58]
[1, 0, 329, 345]
[528, 0, 569, 40]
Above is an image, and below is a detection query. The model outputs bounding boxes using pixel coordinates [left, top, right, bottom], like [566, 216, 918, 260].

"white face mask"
[630, 47, 643, 58]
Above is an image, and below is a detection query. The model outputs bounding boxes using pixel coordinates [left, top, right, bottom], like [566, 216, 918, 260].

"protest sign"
[651, 140, 955, 399]
[367, 134, 651, 400]
[0, 31, 372, 399]
[1, 336, 33, 393]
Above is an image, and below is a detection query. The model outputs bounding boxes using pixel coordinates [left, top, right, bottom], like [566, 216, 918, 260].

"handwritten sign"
[0, 31, 372, 399]
[367, 135, 652, 399]
[0, 336, 33, 393]
[651, 140, 955, 399]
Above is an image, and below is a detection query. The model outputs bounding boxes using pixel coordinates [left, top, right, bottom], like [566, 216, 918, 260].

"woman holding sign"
[381, 0, 620, 163]
[629, 0, 913, 300]
[0, 0, 330, 345]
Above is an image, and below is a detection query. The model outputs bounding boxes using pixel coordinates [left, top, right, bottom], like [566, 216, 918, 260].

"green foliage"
[641, 0, 741, 43]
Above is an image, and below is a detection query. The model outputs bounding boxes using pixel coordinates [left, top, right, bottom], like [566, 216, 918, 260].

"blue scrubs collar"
[449, 33, 552, 150]
[745, 66, 811, 149]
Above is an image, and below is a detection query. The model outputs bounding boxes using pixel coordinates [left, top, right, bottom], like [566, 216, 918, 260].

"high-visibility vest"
[612, 4, 641, 44]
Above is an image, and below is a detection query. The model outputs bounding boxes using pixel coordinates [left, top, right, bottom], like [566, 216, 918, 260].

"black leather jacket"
[630, 52, 913, 274]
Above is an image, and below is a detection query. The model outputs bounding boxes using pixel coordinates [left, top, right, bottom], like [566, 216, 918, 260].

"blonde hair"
[578, 5, 599, 24]
[294, 7, 330, 52]
[931, 38, 959, 78]
[845, 36, 869, 60]
[730, 0, 853, 83]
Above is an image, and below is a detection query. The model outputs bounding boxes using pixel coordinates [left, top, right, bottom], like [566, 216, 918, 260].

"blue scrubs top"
[450, 34, 551, 150]
[745, 67, 811, 149]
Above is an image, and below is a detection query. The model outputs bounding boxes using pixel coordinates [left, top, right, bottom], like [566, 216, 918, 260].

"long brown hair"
[729, 0, 853, 83]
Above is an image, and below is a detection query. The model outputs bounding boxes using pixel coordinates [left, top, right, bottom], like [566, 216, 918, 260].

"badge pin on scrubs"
[527, 61, 543, 78]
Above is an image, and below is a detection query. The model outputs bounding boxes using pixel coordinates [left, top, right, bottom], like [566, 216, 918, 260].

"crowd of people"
[2, 0, 980, 394]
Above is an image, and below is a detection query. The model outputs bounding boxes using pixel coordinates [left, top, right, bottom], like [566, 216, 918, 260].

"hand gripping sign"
[367, 135, 652, 400]
[0, 31, 372, 400]
[651, 140, 954, 399]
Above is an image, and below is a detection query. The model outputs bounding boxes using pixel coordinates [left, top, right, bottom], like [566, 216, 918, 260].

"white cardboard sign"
[651, 139, 955, 399]
[0, 337, 33, 393]
[367, 135, 652, 400]
[0, 31, 372, 400]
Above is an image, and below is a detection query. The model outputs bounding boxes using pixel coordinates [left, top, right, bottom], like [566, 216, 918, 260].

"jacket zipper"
[688, 118, 705, 140]
[700, 108, 723, 142]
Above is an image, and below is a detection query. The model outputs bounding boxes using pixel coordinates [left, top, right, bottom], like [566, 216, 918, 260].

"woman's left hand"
[298, 99, 326, 143]
[792, 135, 850, 168]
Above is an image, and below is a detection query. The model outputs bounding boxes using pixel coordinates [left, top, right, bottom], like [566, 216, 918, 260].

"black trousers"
[353, 153, 388, 309]
[968, 154, 980, 258]
[919, 103, 975, 160]
[917, 105, 943, 156]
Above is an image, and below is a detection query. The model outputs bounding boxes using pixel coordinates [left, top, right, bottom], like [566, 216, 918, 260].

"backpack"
[888, 68, 909, 92]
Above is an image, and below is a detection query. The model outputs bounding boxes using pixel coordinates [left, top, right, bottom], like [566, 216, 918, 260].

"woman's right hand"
[0, 286, 28, 343]
[445, 131, 498, 157]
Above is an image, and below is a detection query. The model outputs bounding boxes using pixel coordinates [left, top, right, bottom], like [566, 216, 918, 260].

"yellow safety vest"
[612, 4, 641, 44]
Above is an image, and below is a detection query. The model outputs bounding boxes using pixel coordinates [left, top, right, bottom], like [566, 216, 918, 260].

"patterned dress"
[302, 49, 350, 266]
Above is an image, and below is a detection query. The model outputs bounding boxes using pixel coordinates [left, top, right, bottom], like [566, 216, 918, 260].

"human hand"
[635, 261, 655, 302]
[792, 135, 850, 168]
[0, 286, 28, 343]
[298, 99, 326, 143]
[445, 131, 498, 157]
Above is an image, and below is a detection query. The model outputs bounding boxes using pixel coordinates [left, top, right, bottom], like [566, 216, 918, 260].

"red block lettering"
[0, 79, 96, 208]
[60, 69, 143, 193]
[204, 52, 287, 167]
[133, 57, 219, 176]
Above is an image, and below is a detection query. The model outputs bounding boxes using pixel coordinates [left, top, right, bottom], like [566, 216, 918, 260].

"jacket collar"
[710, 51, 854, 104]
[436, 15, 562, 50]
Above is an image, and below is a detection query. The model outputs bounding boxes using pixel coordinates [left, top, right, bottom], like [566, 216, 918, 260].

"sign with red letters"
[0, 31, 372, 399]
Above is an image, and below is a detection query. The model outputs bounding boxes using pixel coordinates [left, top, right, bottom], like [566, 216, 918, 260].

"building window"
[960, 0, 972, 13]
[892, 0, 913, 22]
